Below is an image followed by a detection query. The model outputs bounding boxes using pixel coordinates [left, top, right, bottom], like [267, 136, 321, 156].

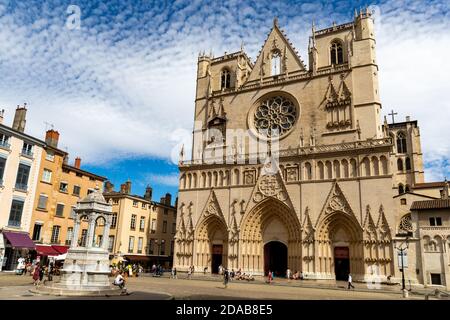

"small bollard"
[402, 289, 409, 298]
[435, 289, 441, 299]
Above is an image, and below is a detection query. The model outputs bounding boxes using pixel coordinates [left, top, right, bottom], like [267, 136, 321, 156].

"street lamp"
[395, 236, 409, 295]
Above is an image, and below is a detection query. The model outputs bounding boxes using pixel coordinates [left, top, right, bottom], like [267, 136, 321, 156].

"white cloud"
[0, 0, 448, 181]
[146, 173, 179, 187]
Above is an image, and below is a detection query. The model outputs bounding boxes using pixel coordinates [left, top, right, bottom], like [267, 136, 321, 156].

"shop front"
[34, 244, 69, 274]
[0, 230, 36, 271]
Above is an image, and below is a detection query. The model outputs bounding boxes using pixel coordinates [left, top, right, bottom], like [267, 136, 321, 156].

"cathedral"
[173, 10, 448, 285]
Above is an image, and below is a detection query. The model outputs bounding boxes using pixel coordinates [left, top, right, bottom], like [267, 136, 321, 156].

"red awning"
[35, 245, 60, 256]
[2, 231, 35, 249]
[51, 245, 69, 254]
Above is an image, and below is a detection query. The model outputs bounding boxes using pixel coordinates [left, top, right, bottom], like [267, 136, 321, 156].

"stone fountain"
[33, 186, 121, 296]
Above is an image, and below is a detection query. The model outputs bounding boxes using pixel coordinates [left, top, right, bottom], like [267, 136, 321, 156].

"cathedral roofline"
[210, 51, 254, 68]
[313, 22, 354, 38]
[387, 120, 418, 127]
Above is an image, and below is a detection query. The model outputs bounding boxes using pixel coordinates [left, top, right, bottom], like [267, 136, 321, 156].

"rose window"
[254, 96, 297, 138]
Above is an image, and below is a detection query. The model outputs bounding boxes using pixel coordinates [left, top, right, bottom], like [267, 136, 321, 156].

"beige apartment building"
[0, 105, 44, 270]
[174, 10, 449, 288]
[29, 128, 107, 256]
[104, 181, 177, 269]
[410, 184, 450, 290]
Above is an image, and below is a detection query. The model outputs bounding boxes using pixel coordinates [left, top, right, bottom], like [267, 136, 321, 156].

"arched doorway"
[317, 212, 364, 280]
[334, 246, 350, 280]
[194, 214, 228, 274]
[240, 198, 302, 275]
[264, 241, 287, 277]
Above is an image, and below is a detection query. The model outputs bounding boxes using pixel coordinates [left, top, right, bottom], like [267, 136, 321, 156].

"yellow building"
[29, 129, 106, 256]
[104, 181, 177, 269]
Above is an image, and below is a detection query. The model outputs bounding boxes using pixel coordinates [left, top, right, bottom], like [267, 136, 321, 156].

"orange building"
[29, 129, 106, 257]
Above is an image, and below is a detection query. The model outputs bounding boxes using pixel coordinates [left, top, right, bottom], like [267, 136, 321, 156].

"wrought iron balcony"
[0, 140, 11, 150]
[15, 183, 28, 191]
[7, 220, 21, 227]
[21, 149, 33, 157]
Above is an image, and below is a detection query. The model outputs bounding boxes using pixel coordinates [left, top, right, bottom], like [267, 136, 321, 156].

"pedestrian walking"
[128, 264, 133, 277]
[286, 268, 291, 280]
[39, 265, 45, 284]
[223, 268, 230, 288]
[267, 270, 273, 284]
[32, 263, 40, 286]
[347, 273, 355, 290]
[187, 266, 192, 279]
[47, 262, 54, 282]
[16, 256, 26, 275]
[171, 267, 178, 279]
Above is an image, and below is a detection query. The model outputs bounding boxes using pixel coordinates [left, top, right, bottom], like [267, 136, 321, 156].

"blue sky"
[0, 0, 449, 201]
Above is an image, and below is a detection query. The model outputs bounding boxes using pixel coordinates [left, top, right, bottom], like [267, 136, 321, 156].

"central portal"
[264, 241, 287, 277]
[334, 246, 350, 281]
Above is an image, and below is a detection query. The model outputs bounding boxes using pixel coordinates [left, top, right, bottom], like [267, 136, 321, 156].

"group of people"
[218, 266, 255, 283]
[186, 265, 195, 279]
[110, 263, 144, 278]
[151, 264, 164, 276]
[266, 268, 305, 283]
[13, 255, 57, 287]
[31, 262, 55, 286]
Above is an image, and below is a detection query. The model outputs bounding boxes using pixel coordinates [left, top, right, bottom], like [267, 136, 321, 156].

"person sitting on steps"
[113, 271, 128, 294]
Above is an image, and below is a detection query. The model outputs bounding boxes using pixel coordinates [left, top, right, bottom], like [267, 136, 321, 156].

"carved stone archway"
[239, 198, 301, 275]
[316, 211, 364, 280]
[193, 214, 228, 273]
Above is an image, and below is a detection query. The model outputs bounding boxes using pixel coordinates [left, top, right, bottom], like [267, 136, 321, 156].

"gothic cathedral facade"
[174, 11, 426, 283]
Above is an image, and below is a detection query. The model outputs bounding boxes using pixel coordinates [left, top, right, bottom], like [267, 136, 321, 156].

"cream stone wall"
[105, 193, 177, 266]
[0, 127, 44, 232]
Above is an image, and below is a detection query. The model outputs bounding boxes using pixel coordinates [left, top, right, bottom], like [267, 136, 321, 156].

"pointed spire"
[240, 40, 245, 52]
[325, 77, 339, 102]
[179, 144, 185, 163]
[442, 178, 449, 199]
[273, 16, 279, 28]
[217, 97, 226, 118]
[337, 78, 351, 102]
[363, 204, 376, 230]
[208, 99, 217, 119]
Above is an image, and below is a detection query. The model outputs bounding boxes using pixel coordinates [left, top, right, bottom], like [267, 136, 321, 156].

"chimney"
[104, 181, 114, 193]
[63, 155, 68, 165]
[0, 109, 4, 125]
[120, 180, 131, 194]
[74, 157, 81, 169]
[160, 197, 166, 205]
[144, 185, 152, 201]
[165, 193, 172, 206]
[442, 179, 449, 200]
[45, 129, 60, 148]
[406, 116, 410, 122]
[12, 103, 27, 132]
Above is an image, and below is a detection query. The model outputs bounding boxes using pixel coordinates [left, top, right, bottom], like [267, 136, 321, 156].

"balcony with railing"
[21, 149, 33, 158]
[15, 183, 28, 192]
[0, 140, 11, 150]
[7, 220, 21, 228]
